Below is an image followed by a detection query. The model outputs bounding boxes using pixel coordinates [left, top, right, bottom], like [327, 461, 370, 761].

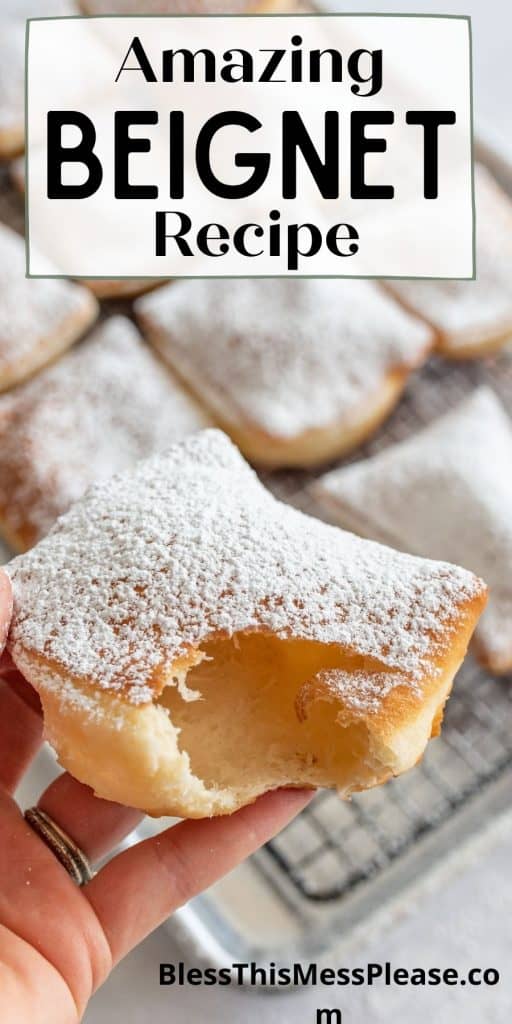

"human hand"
[0, 570, 312, 1023]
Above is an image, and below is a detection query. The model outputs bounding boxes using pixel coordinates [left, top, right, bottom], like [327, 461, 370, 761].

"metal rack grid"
[2, 162, 512, 920]
[259, 351, 512, 903]
[260, 659, 512, 901]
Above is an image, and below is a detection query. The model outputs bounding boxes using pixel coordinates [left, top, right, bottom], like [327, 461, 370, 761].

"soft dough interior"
[157, 633, 401, 797]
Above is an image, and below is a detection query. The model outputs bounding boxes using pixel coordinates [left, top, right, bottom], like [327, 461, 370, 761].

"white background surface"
[2, 1, 512, 1021]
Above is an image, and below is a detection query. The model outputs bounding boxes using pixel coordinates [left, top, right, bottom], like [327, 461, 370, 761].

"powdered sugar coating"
[306, 669, 419, 719]
[136, 279, 432, 439]
[0, 315, 209, 545]
[0, 222, 95, 370]
[316, 388, 510, 666]
[8, 430, 483, 705]
[386, 167, 512, 349]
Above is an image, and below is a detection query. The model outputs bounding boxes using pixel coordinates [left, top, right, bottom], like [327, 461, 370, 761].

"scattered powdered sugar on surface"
[0, 315, 209, 543]
[386, 166, 512, 347]
[317, 387, 509, 663]
[0, 223, 93, 365]
[0, 21, 24, 134]
[7, 430, 483, 706]
[308, 669, 419, 718]
[136, 279, 432, 438]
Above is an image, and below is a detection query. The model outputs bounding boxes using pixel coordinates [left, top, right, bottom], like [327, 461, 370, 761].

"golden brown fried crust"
[10, 586, 486, 819]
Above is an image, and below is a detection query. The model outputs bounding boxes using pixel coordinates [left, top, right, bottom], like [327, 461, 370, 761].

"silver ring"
[24, 807, 94, 886]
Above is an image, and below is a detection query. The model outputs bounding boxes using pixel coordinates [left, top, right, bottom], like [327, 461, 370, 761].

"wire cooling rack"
[2, 155, 512, 958]
[255, 351, 512, 905]
[261, 616, 512, 902]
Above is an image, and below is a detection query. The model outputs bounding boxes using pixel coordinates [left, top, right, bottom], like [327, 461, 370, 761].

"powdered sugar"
[316, 387, 510, 667]
[7, 430, 484, 707]
[0, 315, 209, 545]
[136, 279, 432, 439]
[386, 166, 512, 349]
[306, 669, 418, 718]
[0, 222, 95, 368]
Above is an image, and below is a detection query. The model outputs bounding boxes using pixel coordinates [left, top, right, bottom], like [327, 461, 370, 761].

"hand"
[0, 571, 312, 1023]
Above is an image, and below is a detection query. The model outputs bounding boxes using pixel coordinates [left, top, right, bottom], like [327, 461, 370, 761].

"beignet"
[0, 222, 97, 392]
[7, 430, 486, 817]
[385, 167, 512, 359]
[0, 315, 209, 551]
[136, 279, 434, 468]
[315, 387, 510, 674]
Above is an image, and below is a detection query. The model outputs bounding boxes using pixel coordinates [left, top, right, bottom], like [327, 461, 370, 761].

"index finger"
[0, 669, 43, 793]
[0, 572, 43, 793]
[86, 787, 314, 967]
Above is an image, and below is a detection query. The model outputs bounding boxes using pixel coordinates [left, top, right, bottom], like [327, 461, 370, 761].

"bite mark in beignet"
[7, 430, 486, 817]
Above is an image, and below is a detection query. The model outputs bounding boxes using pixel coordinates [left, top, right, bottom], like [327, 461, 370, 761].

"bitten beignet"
[0, 223, 98, 392]
[7, 430, 486, 818]
[136, 279, 434, 468]
[315, 387, 511, 675]
[0, 315, 209, 551]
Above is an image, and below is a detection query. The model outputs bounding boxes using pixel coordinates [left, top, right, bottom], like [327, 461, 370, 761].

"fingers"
[1, 664, 42, 714]
[37, 773, 143, 864]
[86, 787, 314, 966]
[0, 571, 42, 793]
[0, 793, 114, 1015]
[0, 672, 43, 793]
[0, 648, 15, 673]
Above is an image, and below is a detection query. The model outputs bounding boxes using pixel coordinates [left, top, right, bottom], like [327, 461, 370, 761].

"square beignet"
[7, 430, 486, 818]
[0, 7, 110, 159]
[136, 279, 434, 468]
[7, 158, 165, 301]
[314, 387, 512, 675]
[385, 166, 512, 359]
[0, 222, 98, 392]
[0, 315, 209, 552]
